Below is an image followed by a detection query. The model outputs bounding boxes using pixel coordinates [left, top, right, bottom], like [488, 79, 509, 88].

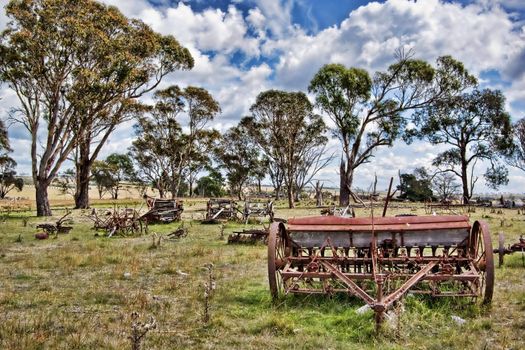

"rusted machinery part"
[268, 222, 286, 300]
[498, 233, 505, 267]
[471, 220, 494, 304]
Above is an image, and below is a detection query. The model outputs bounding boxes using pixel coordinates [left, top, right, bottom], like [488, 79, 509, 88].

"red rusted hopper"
[268, 215, 494, 327]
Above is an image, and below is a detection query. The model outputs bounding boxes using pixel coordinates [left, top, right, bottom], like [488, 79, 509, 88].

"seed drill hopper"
[268, 215, 494, 327]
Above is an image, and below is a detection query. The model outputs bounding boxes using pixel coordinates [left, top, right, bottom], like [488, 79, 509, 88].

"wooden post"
[382, 177, 394, 217]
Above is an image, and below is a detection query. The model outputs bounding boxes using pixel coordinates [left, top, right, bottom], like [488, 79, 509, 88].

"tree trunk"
[75, 169, 90, 208]
[315, 181, 323, 207]
[287, 186, 295, 208]
[36, 180, 52, 216]
[74, 140, 91, 209]
[294, 188, 301, 202]
[257, 179, 262, 194]
[339, 158, 350, 206]
[461, 162, 470, 204]
[274, 186, 281, 201]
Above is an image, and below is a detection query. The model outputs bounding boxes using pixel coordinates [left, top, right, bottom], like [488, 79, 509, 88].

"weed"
[0, 203, 523, 349]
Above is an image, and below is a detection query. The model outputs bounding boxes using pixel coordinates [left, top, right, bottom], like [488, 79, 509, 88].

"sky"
[1, 0, 525, 194]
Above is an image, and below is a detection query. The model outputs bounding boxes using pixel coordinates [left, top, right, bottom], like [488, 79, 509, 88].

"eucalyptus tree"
[506, 117, 525, 172]
[0, 0, 193, 215]
[245, 90, 328, 208]
[104, 154, 135, 200]
[409, 89, 513, 203]
[432, 172, 460, 202]
[215, 122, 264, 199]
[0, 120, 23, 199]
[308, 51, 476, 205]
[129, 86, 220, 199]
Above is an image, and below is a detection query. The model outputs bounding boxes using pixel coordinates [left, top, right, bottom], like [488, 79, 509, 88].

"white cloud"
[268, 0, 524, 90]
[2, 0, 525, 195]
[138, 3, 260, 58]
[247, 7, 266, 33]
[253, 0, 294, 38]
[0, 0, 8, 29]
[99, 0, 151, 16]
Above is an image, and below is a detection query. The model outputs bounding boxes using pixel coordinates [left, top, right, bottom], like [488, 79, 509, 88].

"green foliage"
[506, 117, 525, 172]
[0, 155, 23, 199]
[308, 64, 371, 139]
[215, 122, 264, 198]
[91, 154, 134, 200]
[195, 169, 225, 197]
[129, 85, 220, 199]
[106, 154, 135, 182]
[91, 160, 116, 199]
[0, 0, 193, 215]
[53, 169, 75, 197]
[308, 51, 477, 205]
[1, 1, 193, 210]
[0, 121, 23, 199]
[245, 90, 328, 208]
[409, 89, 513, 202]
[397, 168, 434, 202]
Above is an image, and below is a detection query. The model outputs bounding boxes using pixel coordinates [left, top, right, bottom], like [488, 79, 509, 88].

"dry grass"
[0, 201, 523, 349]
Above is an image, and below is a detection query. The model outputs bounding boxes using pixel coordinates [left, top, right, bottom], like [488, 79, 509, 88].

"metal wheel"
[498, 233, 505, 267]
[268, 222, 286, 299]
[470, 221, 494, 304]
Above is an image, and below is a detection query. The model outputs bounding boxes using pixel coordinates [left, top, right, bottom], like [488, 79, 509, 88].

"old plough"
[242, 199, 274, 223]
[228, 227, 269, 244]
[268, 215, 494, 328]
[90, 207, 146, 237]
[141, 197, 183, 223]
[203, 198, 238, 223]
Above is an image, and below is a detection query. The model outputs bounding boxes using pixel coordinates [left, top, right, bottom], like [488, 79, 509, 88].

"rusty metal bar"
[285, 256, 473, 263]
[280, 271, 480, 281]
[288, 215, 470, 226]
[287, 221, 471, 232]
[320, 260, 376, 305]
[379, 261, 437, 308]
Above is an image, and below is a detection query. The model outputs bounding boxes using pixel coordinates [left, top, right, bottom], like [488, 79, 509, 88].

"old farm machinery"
[268, 215, 494, 327]
[242, 199, 274, 223]
[203, 198, 238, 223]
[141, 197, 184, 223]
[495, 233, 525, 267]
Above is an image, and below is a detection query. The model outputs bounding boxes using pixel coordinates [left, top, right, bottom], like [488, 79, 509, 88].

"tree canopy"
[129, 85, 220, 199]
[245, 90, 328, 208]
[506, 117, 525, 172]
[0, 0, 193, 215]
[397, 168, 434, 202]
[309, 51, 477, 205]
[215, 121, 264, 199]
[408, 89, 513, 203]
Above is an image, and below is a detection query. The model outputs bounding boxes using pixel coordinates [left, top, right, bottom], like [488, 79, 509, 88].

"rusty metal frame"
[268, 215, 494, 330]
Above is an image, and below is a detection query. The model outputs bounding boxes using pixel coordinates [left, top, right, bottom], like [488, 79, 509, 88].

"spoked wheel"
[470, 221, 494, 304]
[268, 222, 287, 299]
[498, 233, 505, 267]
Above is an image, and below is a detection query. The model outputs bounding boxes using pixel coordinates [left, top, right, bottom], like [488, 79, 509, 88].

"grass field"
[0, 200, 524, 349]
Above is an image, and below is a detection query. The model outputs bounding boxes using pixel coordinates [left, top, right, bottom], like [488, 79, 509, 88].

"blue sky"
[1, 0, 525, 194]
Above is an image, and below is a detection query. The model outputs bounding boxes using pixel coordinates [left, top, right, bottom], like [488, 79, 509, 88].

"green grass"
[0, 203, 523, 349]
